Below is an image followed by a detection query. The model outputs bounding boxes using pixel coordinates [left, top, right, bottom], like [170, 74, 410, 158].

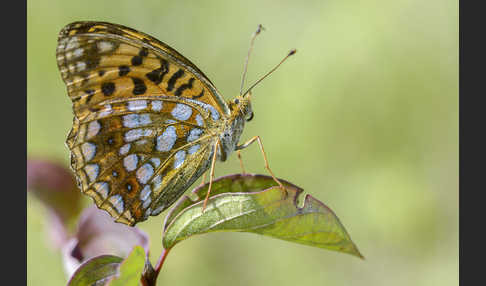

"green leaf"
[107, 246, 146, 286]
[67, 255, 123, 286]
[67, 246, 147, 286]
[163, 174, 364, 259]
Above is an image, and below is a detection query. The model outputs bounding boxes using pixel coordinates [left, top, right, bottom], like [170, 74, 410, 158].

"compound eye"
[234, 98, 240, 104]
[246, 112, 254, 122]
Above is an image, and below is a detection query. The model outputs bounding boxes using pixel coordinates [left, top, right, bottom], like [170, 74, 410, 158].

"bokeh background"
[27, 0, 458, 285]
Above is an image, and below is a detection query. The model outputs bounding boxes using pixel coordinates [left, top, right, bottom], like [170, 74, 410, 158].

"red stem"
[154, 247, 171, 279]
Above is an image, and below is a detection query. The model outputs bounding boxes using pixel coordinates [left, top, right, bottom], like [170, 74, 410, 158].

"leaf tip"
[353, 246, 365, 260]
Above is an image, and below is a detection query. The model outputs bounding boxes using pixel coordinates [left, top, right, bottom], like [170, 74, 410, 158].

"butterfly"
[56, 21, 294, 225]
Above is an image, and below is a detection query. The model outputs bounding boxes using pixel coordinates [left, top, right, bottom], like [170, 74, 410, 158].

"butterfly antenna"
[242, 49, 297, 97]
[240, 24, 265, 96]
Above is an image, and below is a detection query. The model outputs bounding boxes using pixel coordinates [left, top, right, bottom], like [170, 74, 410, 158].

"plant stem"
[154, 247, 171, 277]
[141, 247, 171, 286]
[141, 276, 150, 286]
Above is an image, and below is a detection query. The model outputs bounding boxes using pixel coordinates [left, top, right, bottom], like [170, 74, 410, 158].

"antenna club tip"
[288, 49, 297, 56]
[256, 24, 265, 34]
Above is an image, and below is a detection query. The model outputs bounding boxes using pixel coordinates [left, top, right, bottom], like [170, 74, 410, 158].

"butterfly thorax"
[218, 96, 253, 162]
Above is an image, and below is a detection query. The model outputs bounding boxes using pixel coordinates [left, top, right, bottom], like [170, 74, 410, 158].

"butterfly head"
[218, 95, 252, 161]
[228, 95, 254, 122]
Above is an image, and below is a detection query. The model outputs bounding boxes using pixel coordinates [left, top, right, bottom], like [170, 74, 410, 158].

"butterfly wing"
[57, 21, 229, 120]
[57, 21, 226, 225]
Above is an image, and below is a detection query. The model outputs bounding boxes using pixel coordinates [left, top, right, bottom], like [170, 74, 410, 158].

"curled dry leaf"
[27, 158, 84, 221]
[27, 158, 85, 247]
[62, 205, 150, 279]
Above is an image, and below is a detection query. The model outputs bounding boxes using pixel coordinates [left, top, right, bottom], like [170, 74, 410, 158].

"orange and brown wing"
[56, 21, 229, 122]
[66, 98, 216, 225]
[56, 21, 225, 225]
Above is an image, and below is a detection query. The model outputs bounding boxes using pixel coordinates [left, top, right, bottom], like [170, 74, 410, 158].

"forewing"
[56, 21, 229, 122]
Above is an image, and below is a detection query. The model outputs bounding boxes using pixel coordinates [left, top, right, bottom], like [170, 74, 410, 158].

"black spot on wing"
[174, 78, 194, 96]
[139, 48, 148, 57]
[192, 89, 204, 99]
[119, 65, 130, 76]
[145, 59, 169, 85]
[132, 77, 147, 95]
[167, 69, 184, 92]
[101, 82, 115, 96]
[84, 89, 95, 103]
[131, 55, 143, 66]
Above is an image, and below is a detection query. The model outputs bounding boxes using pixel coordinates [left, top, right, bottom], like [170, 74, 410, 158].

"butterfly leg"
[202, 139, 221, 211]
[198, 172, 207, 187]
[236, 150, 246, 174]
[236, 136, 286, 193]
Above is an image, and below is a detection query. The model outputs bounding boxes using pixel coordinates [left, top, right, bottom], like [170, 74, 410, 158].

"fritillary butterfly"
[56, 21, 294, 225]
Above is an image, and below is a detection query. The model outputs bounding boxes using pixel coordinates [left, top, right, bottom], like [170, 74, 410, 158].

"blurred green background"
[27, 0, 458, 285]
